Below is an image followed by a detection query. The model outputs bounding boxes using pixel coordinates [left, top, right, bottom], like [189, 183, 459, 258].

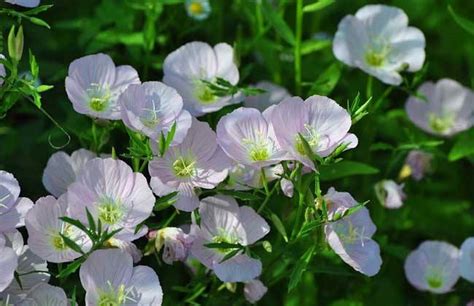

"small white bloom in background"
[244, 279, 268, 304]
[0, 170, 34, 234]
[42, 149, 96, 197]
[163, 41, 240, 116]
[185, 0, 211, 21]
[154, 227, 193, 265]
[467, 301, 474, 306]
[120, 81, 192, 145]
[404, 241, 460, 294]
[399, 150, 432, 181]
[0, 231, 49, 303]
[191, 195, 270, 282]
[324, 187, 382, 276]
[0, 54, 6, 87]
[149, 118, 231, 212]
[244, 81, 290, 111]
[19, 283, 68, 306]
[67, 158, 155, 242]
[405, 79, 474, 137]
[268, 95, 357, 169]
[217, 107, 287, 169]
[4, 0, 39, 7]
[65, 53, 140, 120]
[460, 237, 474, 283]
[374, 180, 406, 209]
[333, 4, 425, 85]
[0, 235, 17, 292]
[25, 196, 91, 263]
[79, 249, 163, 306]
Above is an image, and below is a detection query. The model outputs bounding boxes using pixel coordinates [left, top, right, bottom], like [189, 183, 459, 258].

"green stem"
[255, 0, 264, 36]
[260, 167, 270, 194]
[257, 181, 279, 213]
[294, 0, 303, 95]
[366, 75, 373, 99]
[290, 191, 305, 240]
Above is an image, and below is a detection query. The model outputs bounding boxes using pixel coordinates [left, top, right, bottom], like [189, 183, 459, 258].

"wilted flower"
[0, 54, 5, 86]
[268, 96, 357, 169]
[0, 170, 33, 233]
[333, 4, 425, 85]
[4, 0, 39, 7]
[149, 118, 231, 212]
[374, 180, 406, 209]
[106, 238, 143, 263]
[280, 178, 294, 198]
[154, 227, 193, 265]
[0, 231, 49, 303]
[324, 187, 382, 276]
[42, 149, 96, 197]
[190, 195, 270, 282]
[405, 79, 474, 136]
[163, 41, 240, 116]
[0, 235, 17, 292]
[244, 279, 268, 304]
[244, 81, 290, 111]
[26, 196, 91, 263]
[400, 150, 432, 181]
[120, 81, 192, 145]
[67, 158, 155, 241]
[65, 53, 140, 120]
[460, 237, 474, 283]
[80, 249, 163, 306]
[404, 241, 460, 294]
[20, 283, 68, 306]
[217, 107, 286, 168]
[185, 0, 211, 21]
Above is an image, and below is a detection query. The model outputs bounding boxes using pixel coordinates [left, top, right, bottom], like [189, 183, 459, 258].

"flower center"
[426, 272, 443, 289]
[428, 113, 453, 133]
[141, 94, 162, 128]
[195, 82, 217, 104]
[87, 83, 111, 112]
[97, 198, 123, 225]
[295, 124, 319, 155]
[212, 233, 239, 254]
[334, 220, 368, 246]
[172, 157, 197, 177]
[97, 284, 128, 306]
[365, 50, 385, 67]
[189, 2, 204, 14]
[51, 223, 75, 251]
[242, 134, 271, 162]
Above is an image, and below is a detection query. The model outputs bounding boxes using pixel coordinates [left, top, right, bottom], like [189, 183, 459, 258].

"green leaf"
[308, 62, 342, 96]
[85, 208, 96, 233]
[219, 249, 242, 264]
[60, 216, 96, 240]
[57, 259, 84, 279]
[59, 233, 84, 255]
[288, 245, 315, 292]
[24, 4, 54, 15]
[154, 192, 178, 211]
[448, 4, 474, 35]
[204, 242, 243, 250]
[28, 17, 51, 29]
[303, 0, 335, 13]
[270, 213, 288, 242]
[448, 128, 474, 161]
[319, 161, 379, 181]
[262, 1, 295, 46]
[301, 39, 331, 55]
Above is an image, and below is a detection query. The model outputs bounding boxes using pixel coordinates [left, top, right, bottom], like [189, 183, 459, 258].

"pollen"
[97, 198, 124, 225]
[172, 157, 197, 177]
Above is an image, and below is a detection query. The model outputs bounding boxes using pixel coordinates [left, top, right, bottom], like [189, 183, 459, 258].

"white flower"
[405, 79, 474, 136]
[404, 241, 460, 294]
[333, 4, 425, 85]
[185, 0, 211, 21]
[163, 41, 240, 116]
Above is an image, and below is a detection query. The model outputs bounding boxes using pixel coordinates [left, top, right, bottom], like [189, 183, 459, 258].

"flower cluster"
[1, 2, 474, 305]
